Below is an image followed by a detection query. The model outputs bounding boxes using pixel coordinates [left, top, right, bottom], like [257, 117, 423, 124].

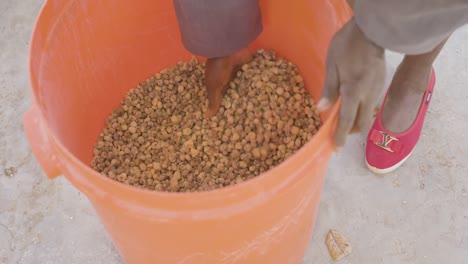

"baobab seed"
[92, 50, 321, 193]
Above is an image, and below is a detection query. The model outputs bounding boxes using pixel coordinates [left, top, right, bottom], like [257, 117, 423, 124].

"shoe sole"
[365, 150, 413, 175]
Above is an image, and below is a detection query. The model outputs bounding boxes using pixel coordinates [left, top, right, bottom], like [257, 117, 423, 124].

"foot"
[381, 63, 432, 133]
[205, 48, 253, 118]
[365, 67, 435, 174]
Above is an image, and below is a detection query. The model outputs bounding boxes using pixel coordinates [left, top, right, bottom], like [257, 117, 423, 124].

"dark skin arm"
[205, 18, 386, 148]
[204, 48, 252, 118]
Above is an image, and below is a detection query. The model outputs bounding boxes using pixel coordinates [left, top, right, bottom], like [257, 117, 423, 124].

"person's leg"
[381, 38, 448, 133]
[173, 0, 262, 117]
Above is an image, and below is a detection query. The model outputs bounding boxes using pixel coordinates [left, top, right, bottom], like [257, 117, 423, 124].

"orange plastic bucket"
[24, 0, 350, 263]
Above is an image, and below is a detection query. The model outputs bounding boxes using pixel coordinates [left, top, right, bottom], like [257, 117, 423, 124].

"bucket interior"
[30, 0, 349, 165]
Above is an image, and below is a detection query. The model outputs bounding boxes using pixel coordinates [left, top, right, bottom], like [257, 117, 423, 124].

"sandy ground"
[1, 1, 467, 263]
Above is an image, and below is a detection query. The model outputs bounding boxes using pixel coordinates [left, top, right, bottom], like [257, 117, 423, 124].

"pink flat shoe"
[365, 68, 436, 174]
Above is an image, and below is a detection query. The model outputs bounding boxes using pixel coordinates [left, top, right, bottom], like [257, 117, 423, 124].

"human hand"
[205, 48, 253, 118]
[205, 57, 233, 118]
[317, 18, 386, 148]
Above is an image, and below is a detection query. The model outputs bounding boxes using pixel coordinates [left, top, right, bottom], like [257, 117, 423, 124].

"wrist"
[350, 17, 385, 57]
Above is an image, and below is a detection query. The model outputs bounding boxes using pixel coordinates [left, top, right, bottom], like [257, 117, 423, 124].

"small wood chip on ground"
[326, 229, 352, 261]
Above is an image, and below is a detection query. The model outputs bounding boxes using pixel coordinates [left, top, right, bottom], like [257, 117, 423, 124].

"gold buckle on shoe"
[375, 131, 398, 152]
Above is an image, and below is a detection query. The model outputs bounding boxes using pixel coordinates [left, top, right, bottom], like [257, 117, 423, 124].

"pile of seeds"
[91, 50, 321, 192]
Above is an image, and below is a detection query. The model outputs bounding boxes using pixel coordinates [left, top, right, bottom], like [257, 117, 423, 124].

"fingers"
[317, 18, 387, 149]
[205, 76, 225, 118]
[353, 101, 375, 133]
[334, 84, 360, 147]
[206, 95, 223, 118]
[353, 65, 386, 132]
[318, 53, 340, 112]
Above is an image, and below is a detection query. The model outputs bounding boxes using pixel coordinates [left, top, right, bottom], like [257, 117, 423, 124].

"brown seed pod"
[92, 50, 322, 192]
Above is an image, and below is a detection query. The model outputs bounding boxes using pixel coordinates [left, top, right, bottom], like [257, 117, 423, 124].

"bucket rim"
[27, 0, 343, 214]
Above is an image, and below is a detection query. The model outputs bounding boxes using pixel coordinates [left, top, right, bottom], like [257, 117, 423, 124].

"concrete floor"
[1, 1, 467, 263]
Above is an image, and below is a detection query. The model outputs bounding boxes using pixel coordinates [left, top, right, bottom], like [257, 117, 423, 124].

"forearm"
[354, 0, 468, 54]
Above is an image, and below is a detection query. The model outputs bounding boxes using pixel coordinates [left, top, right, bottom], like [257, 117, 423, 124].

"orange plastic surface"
[25, 0, 351, 263]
